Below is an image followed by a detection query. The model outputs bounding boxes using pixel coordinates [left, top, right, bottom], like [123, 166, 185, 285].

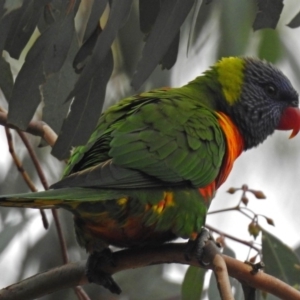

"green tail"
[0, 188, 127, 209]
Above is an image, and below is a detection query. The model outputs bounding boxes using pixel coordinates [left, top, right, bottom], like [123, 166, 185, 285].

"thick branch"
[213, 254, 234, 300]
[204, 241, 234, 300]
[0, 243, 299, 300]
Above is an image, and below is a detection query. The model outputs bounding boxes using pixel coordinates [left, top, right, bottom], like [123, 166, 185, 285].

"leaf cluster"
[1, 0, 299, 160]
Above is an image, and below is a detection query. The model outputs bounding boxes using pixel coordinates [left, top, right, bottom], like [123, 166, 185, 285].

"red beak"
[276, 107, 300, 138]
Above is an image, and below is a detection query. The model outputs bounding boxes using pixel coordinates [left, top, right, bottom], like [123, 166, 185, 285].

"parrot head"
[214, 57, 300, 149]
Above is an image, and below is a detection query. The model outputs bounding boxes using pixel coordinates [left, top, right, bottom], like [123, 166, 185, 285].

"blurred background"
[1, 0, 300, 299]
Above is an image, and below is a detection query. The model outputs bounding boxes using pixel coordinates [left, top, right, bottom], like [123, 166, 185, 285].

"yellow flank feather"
[152, 202, 164, 214]
[152, 192, 175, 214]
[117, 197, 128, 206]
[216, 57, 245, 105]
[164, 191, 175, 207]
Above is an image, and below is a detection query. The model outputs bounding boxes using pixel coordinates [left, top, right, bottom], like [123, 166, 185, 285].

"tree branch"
[0, 111, 57, 146]
[0, 243, 299, 300]
[203, 241, 234, 300]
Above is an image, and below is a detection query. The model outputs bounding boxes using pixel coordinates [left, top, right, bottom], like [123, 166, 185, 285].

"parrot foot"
[86, 248, 122, 294]
[185, 228, 220, 266]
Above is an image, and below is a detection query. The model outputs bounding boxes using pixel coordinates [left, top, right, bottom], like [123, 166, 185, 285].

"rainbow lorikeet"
[1, 57, 300, 293]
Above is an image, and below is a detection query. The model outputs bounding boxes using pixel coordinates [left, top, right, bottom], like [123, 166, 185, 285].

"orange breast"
[215, 112, 244, 188]
[198, 112, 244, 204]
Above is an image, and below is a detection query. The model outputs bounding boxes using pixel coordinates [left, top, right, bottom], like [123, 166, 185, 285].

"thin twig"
[208, 206, 239, 215]
[17, 130, 50, 190]
[12, 120, 82, 297]
[206, 224, 261, 252]
[0, 244, 299, 300]
[5, 127, 38, 192]
[4, 127, 49, 228]
[14, 130, 49, 229]
[52, 209, 69, 264]
[16, 129, 69, 265]
[208, 205, 254, 220]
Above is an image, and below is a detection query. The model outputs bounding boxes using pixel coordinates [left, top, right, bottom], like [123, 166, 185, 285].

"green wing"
[55, 88, 225, 189]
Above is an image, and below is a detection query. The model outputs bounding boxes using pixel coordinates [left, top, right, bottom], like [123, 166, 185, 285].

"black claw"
[244, 261, 265, 274]
[86, 248, 122, 294]
[185, 228, 218, 265]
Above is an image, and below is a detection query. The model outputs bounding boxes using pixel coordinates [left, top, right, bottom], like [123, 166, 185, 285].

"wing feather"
[58, 89, 226, 189]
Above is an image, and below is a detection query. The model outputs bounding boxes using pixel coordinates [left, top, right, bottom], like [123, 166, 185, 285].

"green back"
[60, 81, 226, 189]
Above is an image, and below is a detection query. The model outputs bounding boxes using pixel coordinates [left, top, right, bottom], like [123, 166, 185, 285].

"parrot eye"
[264, 83, 278, 97]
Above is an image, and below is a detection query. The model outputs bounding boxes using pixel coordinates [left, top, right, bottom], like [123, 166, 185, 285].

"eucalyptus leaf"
[287, 10, 300, 28]
[132, 0, 195, 90]
[253, 0, 284, 31]
[52, 49, 114, 159]
[41, 36, 79, 138]
[0, 56, 13, 101]
[4, 0, 48, 59]
[7, 0, 78, 129]
[262, 229, 300, 287]
[182, 266, 206, 300]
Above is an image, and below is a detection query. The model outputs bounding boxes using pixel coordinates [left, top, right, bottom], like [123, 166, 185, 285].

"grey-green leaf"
[4, 0, 47, 59]
[41, 35, 79, 140]
[7, 1, 77, 129]
[132, 0, 195, 90]
[181, 266, 206, 300]
[253, 0, 284, 31]
[262, 229, 300, 287]
[68, 0, 133, 99]
[52, 49, 113, 159]
[287, 10, 300, 28]
[0, 56, 13, 101]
